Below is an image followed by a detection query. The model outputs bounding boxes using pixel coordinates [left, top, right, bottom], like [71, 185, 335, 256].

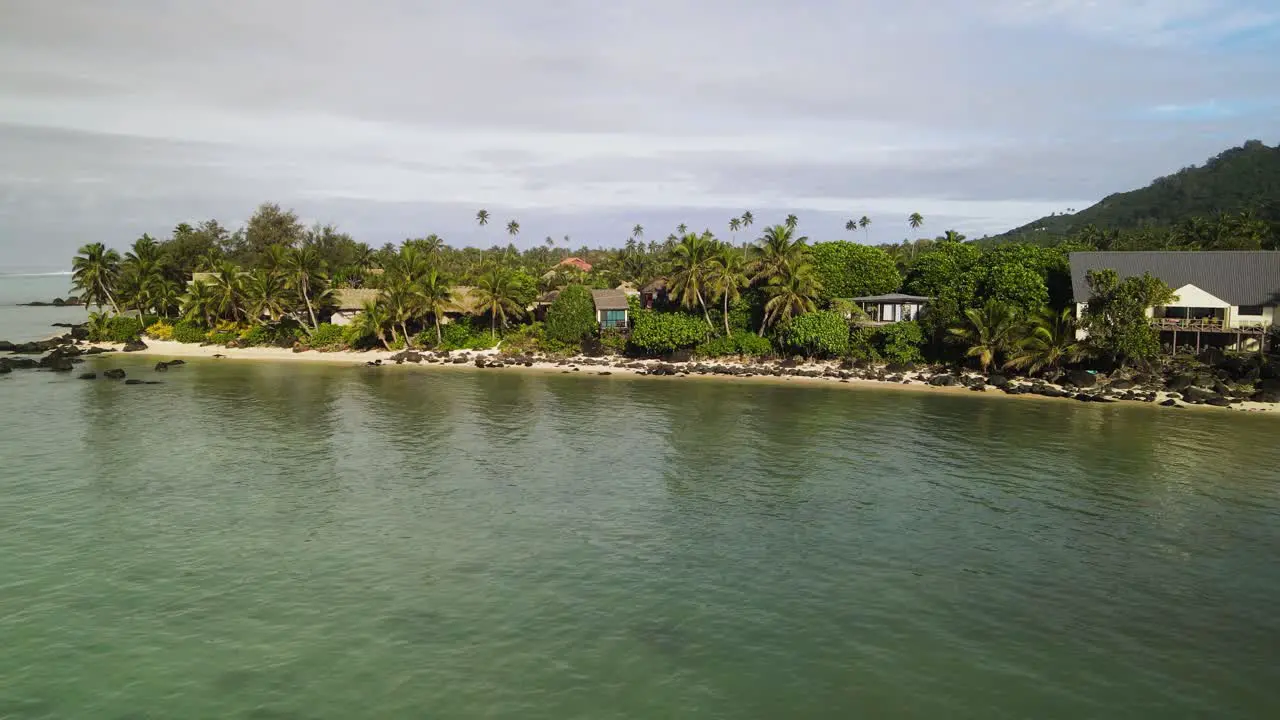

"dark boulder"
[1160, 399, 1180, 407]
[46, 357, 75, 372]
[103, 368, 127, 380]
[1109, 379, 1134, 390]
[885, 362, 915, 373]
[1182, 386, 1220, 404]
[1165, 374, 1196, 392]
[124, 379, 143, 385]
[1066, 369, 1097, 388]
[928, 374, 957, 387]
[167, 359, 185, 366]
[122, 339, 147, 352]
[1197, 347, 1227, 367]
[78, 372, 97, 380]
[986, 374, 1010, 388]
[0, 365, 10, 375]
[154, 362, 169, 372]
[1206, 397, 1233, 408]
[1250, 390, 1280, 404]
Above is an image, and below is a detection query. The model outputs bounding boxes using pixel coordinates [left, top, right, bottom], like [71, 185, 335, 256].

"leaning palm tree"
[707, 244, 748, 336]
[948, 300, 1021, 373]
[669, 232, 717, 328]
[417, 269, 456, 346]
[285, 245, 326, 329]
[353, 300, 394, 350]
[473, 264, 523, 339]
[1004, 307, 1088, 375]
[71, 242, 122, 312]
[750, 224, 810, 284]
[859, 215, 871, 241]
[761, 263, 820, 335]
[209, 261, 244, 323]
[908, 212, 924, 233]
[243, 268, 290, 323]
[741, 211, 754, 229]
[784, 213, 799, 230]
[476, 209, 490, 226]
[382, 276, 421, 347]
[181, 279, 217, 327]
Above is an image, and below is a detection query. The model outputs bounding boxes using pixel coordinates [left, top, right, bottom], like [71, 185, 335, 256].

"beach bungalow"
[1069, 251, 1280, 352]
[591, 288, 630, 330]
[639, 278, 670, 309]
[558, 257, 593, 273]
[330, 288, 383, 326]
[850, 293, 929, 324]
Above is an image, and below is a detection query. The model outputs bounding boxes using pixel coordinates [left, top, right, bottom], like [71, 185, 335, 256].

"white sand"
[88, 339, 1278, 414]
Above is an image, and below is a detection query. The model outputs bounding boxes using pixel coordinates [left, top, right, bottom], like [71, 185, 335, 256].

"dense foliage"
[629, 310, 710, 354]
[1080, 270, 1176, 366]
[779, 311, 850, 358]
[308, 323, 346, 350]
[544, 285, 598, 345]
[695, 332, 774, 358]
[809, 241, 901, 301]
[172, 320, 207, 344]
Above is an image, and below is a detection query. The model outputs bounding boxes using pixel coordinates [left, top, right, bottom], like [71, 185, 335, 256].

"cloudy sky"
[2, 0, 1278, 271]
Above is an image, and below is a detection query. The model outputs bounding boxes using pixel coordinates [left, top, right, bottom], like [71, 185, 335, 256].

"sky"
[2, 0, 1279, 271]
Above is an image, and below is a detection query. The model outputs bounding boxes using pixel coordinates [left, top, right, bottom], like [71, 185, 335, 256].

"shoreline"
[84, 339, 1279, 414]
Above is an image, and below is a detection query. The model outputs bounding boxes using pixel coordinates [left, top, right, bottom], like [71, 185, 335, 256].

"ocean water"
[2, 295, 1280, 718]
[0, 273, 86, 342]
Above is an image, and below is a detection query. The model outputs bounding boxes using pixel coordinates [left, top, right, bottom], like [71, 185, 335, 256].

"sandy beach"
[86, 339, 1279, 414]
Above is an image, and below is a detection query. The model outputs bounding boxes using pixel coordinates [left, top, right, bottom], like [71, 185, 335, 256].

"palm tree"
[707, 244, 748, 336]
[261, 244, 291, 274]
[669, 233, 717, 328]
[1005, 307, 1089, 375]
[761, 263, 819, 335]
[417, 269, 455, 346]
[750, 224, 809, 284]
[147, 276, 182, 319]
[243, 269, 290, 323]
[285, 245, 325, 329]
[181, 279, 217, 327]
[474, 265, 523, 339]
[908, 212, 924, 234]
[506, 220, 520, 240]
[845, 219, 857, 235]
[676, 223, 688, 235]
[632, 224, 644, 240]
[948, 300, 1020, 373]
[785, 213, 799, 230]
[354, 300, 394, 350]
[476, 209, 490, 226]
[383, 276, 420, 347]
[941, 229, 966, 243]
[71, 242, 122, 312]
[859, 215, 871, 241]
[741, 211, 754, 229]
[729, 217, 742, 243]
[209, 261, 244, 323]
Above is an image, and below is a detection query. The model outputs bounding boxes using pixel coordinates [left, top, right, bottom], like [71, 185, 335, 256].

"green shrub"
[501, 322, 545, 354]
[309, 323, 346, 350]
[696, 332, 775, 358]
[145, 321, 174, 341]
[848, 326, 883, 362]
[172, 320, 207, 344]
[780, 311, 849, 357]
[388, 335, 406, 351]
[545, 284, 598, 345]
[629, 310, 711, 355]
[207, 330, 237, 345]
[344, 322, 378, 350]
[106, 316, 144, 343]
[239, 324, 270, 346]
[810, 241, 902, 302]
[599, 330, 628, 355]
[879, 320, 925, 364]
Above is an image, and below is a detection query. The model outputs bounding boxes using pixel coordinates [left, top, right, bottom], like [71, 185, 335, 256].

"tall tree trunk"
[698, 291, 713, 329]
[723, 293, 731, 337]
[301, 276, 317, 329]
[379, 332, 391, 351]
[435, 314, 443, 346]
[491, 312, 497, 340]
[401, 322, 412, 348]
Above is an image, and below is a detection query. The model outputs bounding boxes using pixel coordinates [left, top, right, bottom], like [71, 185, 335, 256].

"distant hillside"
[992, 140, 1280, 242]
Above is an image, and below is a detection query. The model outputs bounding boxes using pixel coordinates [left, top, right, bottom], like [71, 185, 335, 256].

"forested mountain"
[991, 140, 1280, 245]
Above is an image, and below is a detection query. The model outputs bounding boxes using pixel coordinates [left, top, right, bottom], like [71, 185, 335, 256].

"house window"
[602, 309, 627, 328]
[1237, 305, 1265, 317]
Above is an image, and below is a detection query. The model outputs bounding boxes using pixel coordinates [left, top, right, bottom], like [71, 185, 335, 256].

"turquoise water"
[2, 347, 1279, 718]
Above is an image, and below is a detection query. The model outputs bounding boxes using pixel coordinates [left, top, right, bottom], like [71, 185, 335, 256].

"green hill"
[992, 140, 1280, 242]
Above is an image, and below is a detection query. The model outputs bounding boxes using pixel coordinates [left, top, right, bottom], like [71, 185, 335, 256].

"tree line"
[69, 202, 1261, 372]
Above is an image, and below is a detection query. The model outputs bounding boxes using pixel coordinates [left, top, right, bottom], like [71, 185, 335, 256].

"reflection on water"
[0, 357, 1277, 718]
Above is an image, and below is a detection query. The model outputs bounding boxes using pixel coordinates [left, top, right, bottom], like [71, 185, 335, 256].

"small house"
[850, 293, 929, 324]
[591, 288, 630, 330]
[639, 278, 669, 309]
[330, 288, 383, 325]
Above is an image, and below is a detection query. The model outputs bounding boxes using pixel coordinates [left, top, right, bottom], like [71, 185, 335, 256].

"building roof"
[1069, 251, 1280, 306]
[849, 293, 930, 303]
[591, 288, 630, 311]
[332, 288, 383, 310]
[641, 277, 668, 293]
[558, 257, 593, 272]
